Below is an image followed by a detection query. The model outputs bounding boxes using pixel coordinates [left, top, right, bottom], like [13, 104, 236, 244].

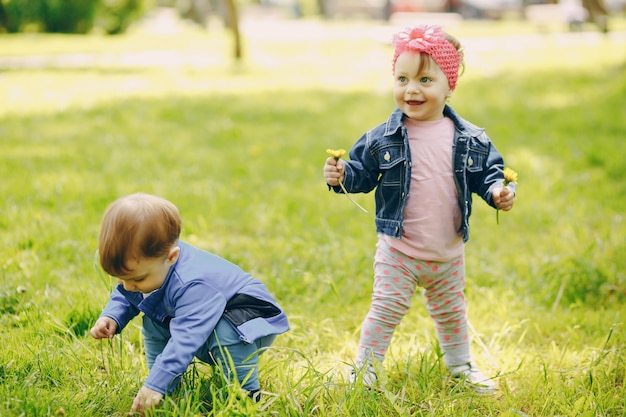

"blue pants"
[142, 315, 276, 392]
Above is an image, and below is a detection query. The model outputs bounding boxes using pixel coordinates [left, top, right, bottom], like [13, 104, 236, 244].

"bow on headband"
[392, 25, 461, 91]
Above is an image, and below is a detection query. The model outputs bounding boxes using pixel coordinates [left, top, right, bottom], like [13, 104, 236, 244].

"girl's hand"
[130, 386, 163, 416]
[89, 317, 117, 339]
[324, 157, 345, 186]
[493, 186, 515, 211]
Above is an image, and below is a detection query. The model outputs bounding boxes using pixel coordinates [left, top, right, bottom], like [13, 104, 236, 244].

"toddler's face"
[115, 250, 178, 293]
[393, 51, 452, 122]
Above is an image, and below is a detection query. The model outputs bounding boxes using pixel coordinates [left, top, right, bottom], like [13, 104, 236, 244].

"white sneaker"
[349, 364, 378, 387]
[449, 362, 496, 394]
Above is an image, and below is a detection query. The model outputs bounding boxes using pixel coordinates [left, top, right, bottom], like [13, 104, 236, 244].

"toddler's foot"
[449, 362, 495, 394]
[349, 363, 378, 388]
[247, 390, 262, 402]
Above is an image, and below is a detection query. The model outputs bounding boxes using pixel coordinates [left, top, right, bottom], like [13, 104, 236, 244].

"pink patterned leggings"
[356, 240, 471, 368]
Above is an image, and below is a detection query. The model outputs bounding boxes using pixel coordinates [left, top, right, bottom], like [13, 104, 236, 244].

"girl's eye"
[398, 76, 407, 83]
[420, 77, 431, 84]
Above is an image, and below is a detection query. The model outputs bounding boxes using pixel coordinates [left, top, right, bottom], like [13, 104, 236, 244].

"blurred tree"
[0, 2, 7, 31]
[40, 0, 98, 33]
[0, 0, 146, 33]
[98, 0, 149, 35]
[581, 0, 609, 32]
[176, 0, 241, 60]
[224, 0, 241, 60]
[178, 0, 211, 26]
[316, 0, 325, 15]
[3, 0, 45, 32]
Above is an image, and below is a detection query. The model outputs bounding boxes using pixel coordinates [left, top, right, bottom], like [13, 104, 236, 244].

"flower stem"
[337, 180, 368, 213]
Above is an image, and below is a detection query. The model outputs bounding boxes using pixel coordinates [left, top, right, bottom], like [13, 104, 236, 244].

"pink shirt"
[383, 116, 463, 261]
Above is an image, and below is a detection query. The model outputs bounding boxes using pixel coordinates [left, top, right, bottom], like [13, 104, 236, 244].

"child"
[323, 25, 515, 393]
[89, 192, 289, 415]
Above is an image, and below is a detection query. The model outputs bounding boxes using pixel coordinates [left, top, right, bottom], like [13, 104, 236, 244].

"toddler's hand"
[324, 157, 345, 186]
[493, 186, 515, 211]
[89, 317, 117, 339]
[130, 386, 163, 417]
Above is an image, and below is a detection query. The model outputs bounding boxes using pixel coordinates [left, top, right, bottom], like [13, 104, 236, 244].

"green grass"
[1, 16, 625, 416]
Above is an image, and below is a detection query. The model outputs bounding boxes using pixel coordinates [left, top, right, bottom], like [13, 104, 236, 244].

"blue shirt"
[334, 105, 514, 243]
[100, 241, 289, 394]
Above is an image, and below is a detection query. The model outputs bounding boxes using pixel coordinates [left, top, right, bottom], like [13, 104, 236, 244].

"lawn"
[0, 13, 625, 416]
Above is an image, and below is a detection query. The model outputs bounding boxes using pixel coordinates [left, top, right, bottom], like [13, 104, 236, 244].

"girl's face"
[393, 51, 452, 122]
[115, 246, 180, 293]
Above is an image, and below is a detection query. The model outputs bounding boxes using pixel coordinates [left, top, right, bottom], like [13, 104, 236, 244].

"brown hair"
[98, 193, 181, 277]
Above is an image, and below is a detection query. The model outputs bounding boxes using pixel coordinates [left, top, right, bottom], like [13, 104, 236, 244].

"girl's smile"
[393, 51, 452, 122]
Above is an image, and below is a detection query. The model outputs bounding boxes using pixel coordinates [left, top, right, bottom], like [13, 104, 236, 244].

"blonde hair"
[99, 193, 181, 277]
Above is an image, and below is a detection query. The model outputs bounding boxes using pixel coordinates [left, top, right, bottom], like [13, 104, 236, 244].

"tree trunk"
[317, 0, 327, 17]
[224, 0, 242, 61]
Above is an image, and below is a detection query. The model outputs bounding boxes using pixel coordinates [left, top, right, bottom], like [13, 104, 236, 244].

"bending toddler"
[90, 192, 289, 415]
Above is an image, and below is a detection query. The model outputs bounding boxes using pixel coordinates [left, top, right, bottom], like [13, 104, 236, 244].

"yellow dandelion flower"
[503, 168, 518, 186]
[497, 167, 518, 225]
[325, 148, 368, 213]
[326, 148, 347, 160]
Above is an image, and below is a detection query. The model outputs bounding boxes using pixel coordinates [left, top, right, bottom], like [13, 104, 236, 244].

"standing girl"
[323, 25, 515, 393]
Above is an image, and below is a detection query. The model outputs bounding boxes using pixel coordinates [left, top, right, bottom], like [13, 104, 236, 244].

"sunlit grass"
[2, 15, 625, 117]
[0, 16, 625, 416]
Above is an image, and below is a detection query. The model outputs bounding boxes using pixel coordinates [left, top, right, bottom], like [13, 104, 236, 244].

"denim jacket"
[334, 105, 514, 243]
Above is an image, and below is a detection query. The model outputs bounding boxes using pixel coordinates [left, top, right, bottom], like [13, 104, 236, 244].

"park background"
[1, 1, 625, 415]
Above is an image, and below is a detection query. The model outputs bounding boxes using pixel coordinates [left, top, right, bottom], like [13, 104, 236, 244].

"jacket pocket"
[466, 143, 488, 173]
[377, 145, 405, 186]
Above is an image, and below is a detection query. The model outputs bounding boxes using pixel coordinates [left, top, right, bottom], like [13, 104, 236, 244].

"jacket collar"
[443, 105, 485, 136]
[383, 108, 405, 137]
[384, 105, 485, 137]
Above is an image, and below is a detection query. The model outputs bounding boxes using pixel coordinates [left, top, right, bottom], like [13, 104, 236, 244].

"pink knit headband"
[392, 25, 460, 91]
